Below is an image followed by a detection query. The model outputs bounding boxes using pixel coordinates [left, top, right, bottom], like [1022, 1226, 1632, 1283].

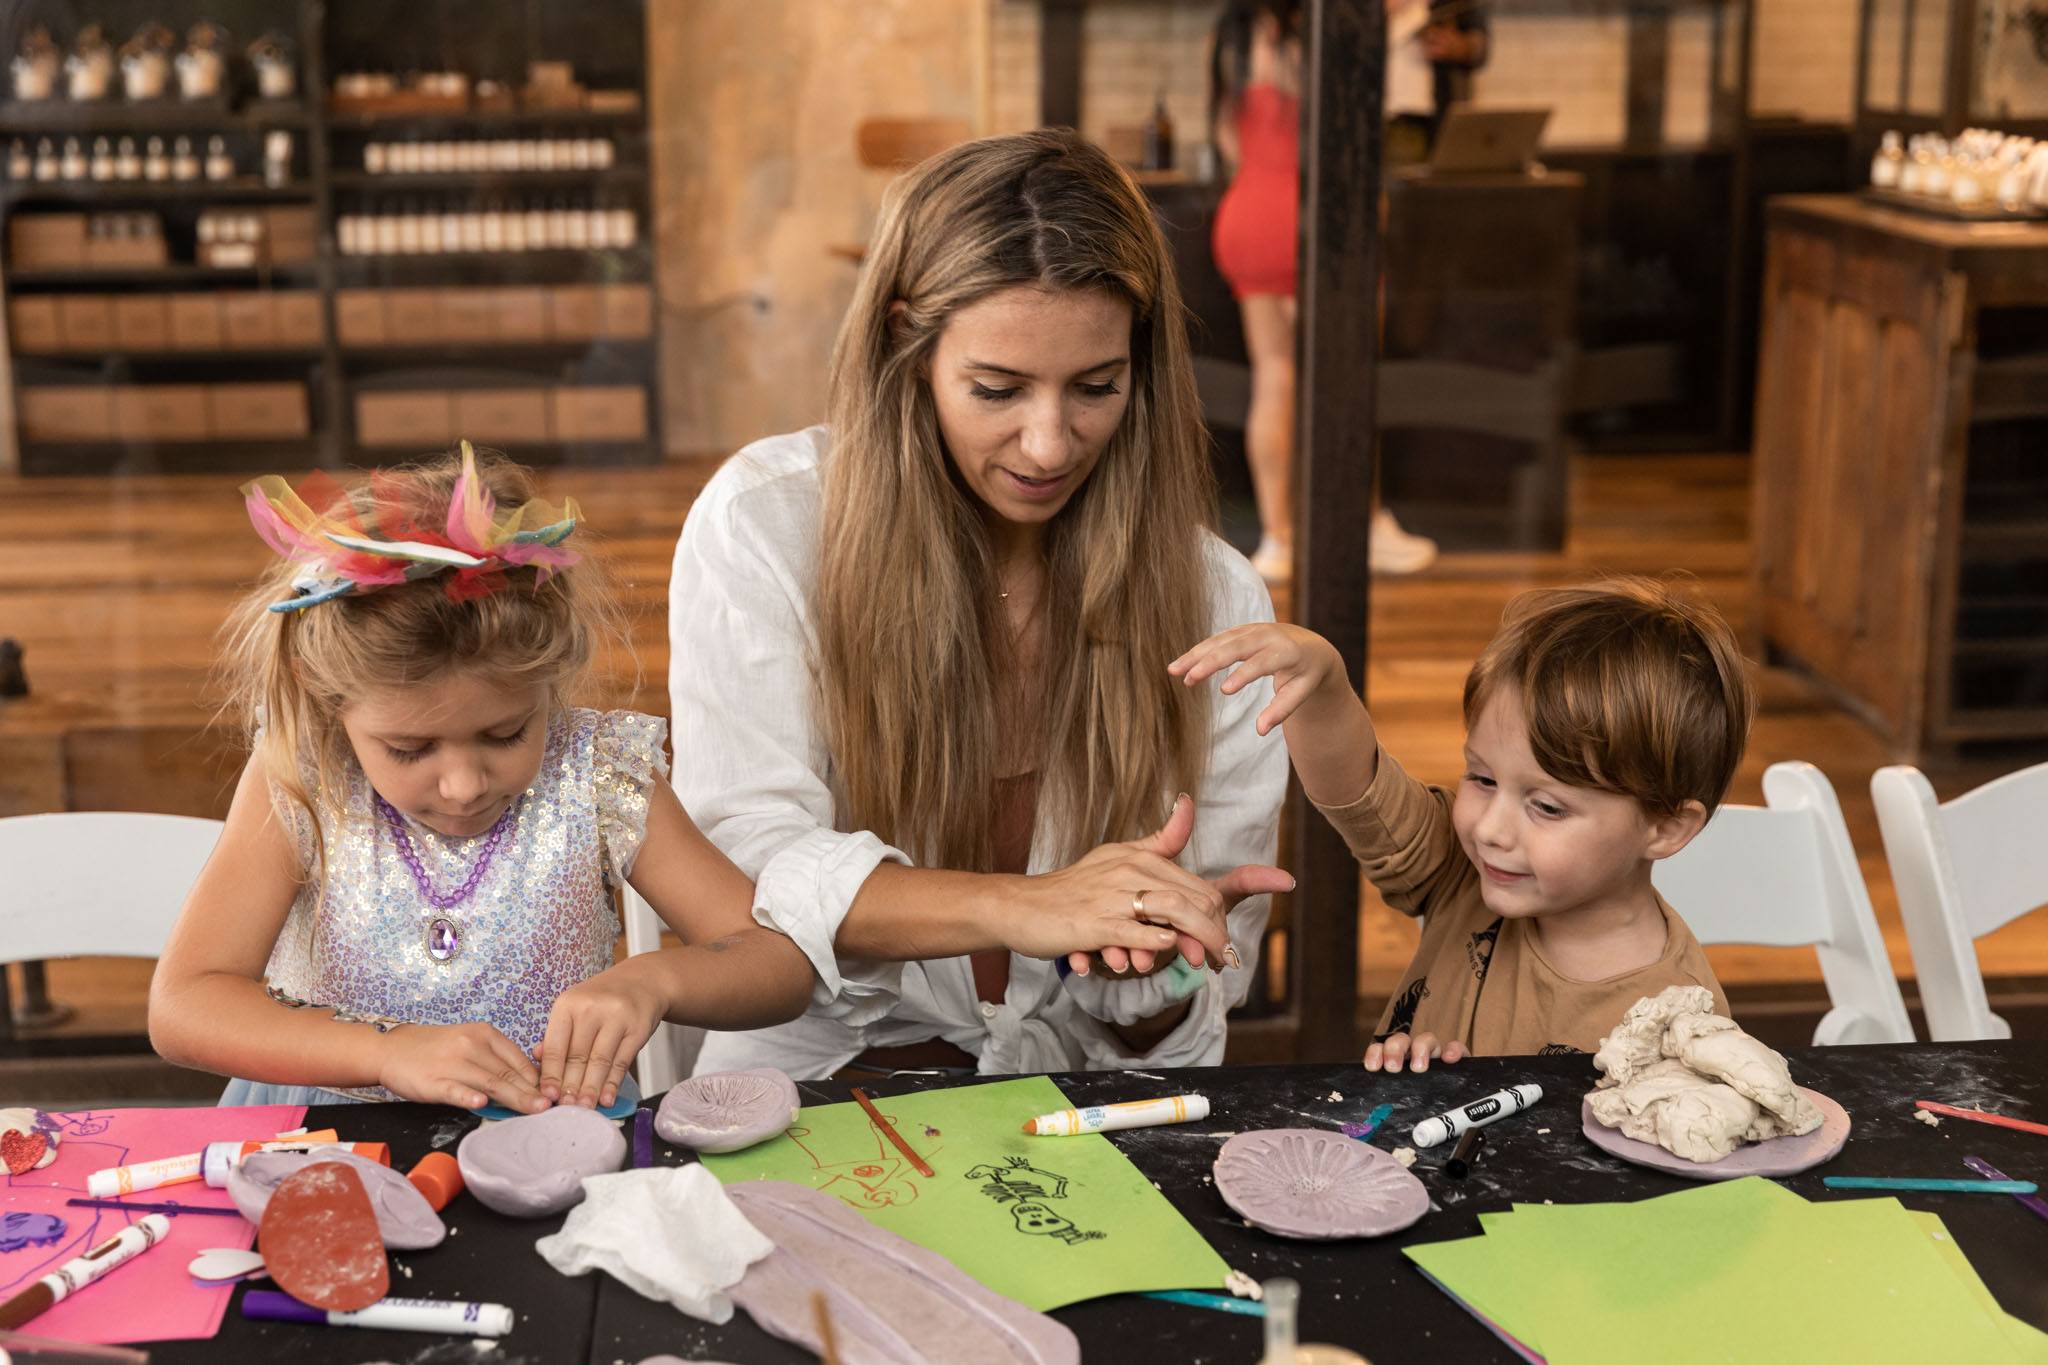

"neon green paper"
[1407, 1178, 2026, 1363]
[1906, 1209, 2048, 1363]
[698, 1075, 1229, 1311]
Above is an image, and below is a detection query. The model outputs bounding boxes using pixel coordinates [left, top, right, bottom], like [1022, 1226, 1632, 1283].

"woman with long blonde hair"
[669, 129, 1291, 1079]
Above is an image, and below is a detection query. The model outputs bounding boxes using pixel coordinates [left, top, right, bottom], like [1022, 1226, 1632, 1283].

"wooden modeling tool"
[812, 1290, 843, 1365]
[849, 1088, 933, 1177]
[1823, 1176, 2037, 1194]
[67, 1197, 241, 1217]
[1962, 1156, 2048, 1223]
[1916, 1100, 2048, 1138]
[257, 1161, 390, 1311]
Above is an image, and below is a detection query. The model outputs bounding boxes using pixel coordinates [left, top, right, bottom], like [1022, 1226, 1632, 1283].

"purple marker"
[633, 1108, 654, 1169]
[242, 1290, 512, 1336]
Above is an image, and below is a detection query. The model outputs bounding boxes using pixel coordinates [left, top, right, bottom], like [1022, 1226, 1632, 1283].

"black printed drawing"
[964, 1156, 1106, 1245]
[1375, 977, 1431, 1042]
[1466, 919, 1502, 979]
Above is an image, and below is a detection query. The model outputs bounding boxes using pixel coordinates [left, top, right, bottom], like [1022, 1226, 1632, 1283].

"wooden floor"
[4, 448, 2046, 1047]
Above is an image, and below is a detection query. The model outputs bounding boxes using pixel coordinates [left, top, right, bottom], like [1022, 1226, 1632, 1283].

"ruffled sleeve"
[592, 710, 673, 888]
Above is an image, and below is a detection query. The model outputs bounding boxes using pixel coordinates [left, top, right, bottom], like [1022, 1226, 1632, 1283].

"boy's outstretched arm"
[1171, 622, 1379, 807]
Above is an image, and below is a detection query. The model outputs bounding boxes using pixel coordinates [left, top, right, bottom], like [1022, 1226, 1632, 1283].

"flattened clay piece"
[655, 1068, 800, 1153]
[258, 1161, 389, 1311]
[187, 1247, 268, 1283]
[1580, 1086, 1851, 1181]
[0, 1107, 60, 1173]
[231, 1150, 445, 1249]
[1213, 1129, 1429, 1240]
[1, 1211, 66, 1252]
[457, 1104, 625, 1217]
[726, 1181, 1079, 1365]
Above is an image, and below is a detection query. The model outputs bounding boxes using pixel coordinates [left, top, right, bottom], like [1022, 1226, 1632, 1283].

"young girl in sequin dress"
[149, 444, 815, 1112]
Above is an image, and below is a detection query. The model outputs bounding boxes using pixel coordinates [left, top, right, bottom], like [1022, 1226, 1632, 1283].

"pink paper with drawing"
[1, 1104, 306, 1344]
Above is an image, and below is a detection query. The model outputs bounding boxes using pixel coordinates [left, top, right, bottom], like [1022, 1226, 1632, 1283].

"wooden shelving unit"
[0, 0, 659, 475]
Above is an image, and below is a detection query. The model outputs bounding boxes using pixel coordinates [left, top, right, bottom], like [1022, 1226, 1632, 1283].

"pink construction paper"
[1, 1104, 306, 1344]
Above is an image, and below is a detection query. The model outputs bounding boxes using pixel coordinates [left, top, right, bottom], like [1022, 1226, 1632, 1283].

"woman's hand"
[376, 1022, 549, 1113]
[1363, 1032, 1468, 1073]
[535, 968, 668, 1109]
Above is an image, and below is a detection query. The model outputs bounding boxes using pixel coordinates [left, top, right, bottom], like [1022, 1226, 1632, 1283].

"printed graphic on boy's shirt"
[1376, 977, 1431, 1042]
[1466, 920, 1502, 979]
[1538, 1042, 1584, 1056]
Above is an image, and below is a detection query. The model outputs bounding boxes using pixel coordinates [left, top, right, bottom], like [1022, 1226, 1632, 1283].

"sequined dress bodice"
[263, 708, 668, 1094]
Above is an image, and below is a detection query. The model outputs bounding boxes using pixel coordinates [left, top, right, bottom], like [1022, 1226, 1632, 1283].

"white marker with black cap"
[1411, 1083, 1543, 1149]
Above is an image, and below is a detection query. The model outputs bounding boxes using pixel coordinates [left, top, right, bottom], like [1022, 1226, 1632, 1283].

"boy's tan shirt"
[1317, 746, 1730, 1056]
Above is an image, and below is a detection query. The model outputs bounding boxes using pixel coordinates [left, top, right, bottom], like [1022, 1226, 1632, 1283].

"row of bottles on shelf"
[336, 197, 638, 255]
[1871, 129, 2048, 212]
[362, 138, 617, 175]
[6, 132, 293, 185]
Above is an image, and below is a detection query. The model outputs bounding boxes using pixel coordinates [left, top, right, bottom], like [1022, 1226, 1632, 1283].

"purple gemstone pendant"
[425, 916, 463, 964]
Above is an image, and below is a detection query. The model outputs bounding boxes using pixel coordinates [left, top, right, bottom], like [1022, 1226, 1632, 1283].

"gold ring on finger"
[1133, 890, 1148, 916]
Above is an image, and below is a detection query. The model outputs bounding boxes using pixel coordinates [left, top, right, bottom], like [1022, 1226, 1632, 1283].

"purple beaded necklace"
[374, 793, 517, 963]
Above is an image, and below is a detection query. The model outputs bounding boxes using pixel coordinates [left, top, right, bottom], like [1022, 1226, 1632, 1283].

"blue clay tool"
[1343, 1102, 1395, 1141]
[1142, 1289, 1268, 1317]
[1823, 1176, 2038, 1194]
[475, 1092, 637, 1122]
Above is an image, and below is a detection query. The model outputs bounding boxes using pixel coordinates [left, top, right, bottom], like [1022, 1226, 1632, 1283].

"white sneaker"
[1251, 537, 1292, 584]
[1370, 508, 1438, 575]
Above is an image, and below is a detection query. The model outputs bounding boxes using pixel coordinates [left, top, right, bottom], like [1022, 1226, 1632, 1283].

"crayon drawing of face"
[1009, 1202, 1076, 1236]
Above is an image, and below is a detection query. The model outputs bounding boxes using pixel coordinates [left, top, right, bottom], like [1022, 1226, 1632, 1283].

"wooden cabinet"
[1753, 195, 2048, 758]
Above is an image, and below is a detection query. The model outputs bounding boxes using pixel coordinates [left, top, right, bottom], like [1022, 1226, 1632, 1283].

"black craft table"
[118, 1043, 2047, 1363]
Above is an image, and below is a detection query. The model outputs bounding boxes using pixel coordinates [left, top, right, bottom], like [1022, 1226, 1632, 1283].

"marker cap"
[405, 1152, 463, 1211]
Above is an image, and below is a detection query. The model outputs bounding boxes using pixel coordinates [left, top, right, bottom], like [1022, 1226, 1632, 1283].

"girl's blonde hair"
[219, 447, 619, 889]
[818, 128, 1216, 870]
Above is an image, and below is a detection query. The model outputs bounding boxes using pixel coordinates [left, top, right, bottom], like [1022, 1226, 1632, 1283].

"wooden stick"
[1916, 1100, 2048, 1138]
[812, 1290, 842, 1365]
[849, 1087, 934, 1177]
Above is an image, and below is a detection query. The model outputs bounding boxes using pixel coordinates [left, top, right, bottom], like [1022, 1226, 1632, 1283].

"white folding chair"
[621, 882, 703, 1097]
[0, 812, 225, 966]
[1872, 760, 2048, 1041]
[1651, 761, 1914, 1044]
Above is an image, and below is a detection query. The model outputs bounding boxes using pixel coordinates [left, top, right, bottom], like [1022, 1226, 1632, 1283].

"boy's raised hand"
[1170, 623, 1350, 737]
[1364, 1032, 1468, 1073]
[537, 970, 668, 1110]
[377, 1021, 549, 1113]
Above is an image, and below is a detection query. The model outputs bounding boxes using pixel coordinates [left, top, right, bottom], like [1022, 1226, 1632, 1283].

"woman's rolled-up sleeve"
[667, 448, 907, 1024]
[1067, 537, 1290, 1068]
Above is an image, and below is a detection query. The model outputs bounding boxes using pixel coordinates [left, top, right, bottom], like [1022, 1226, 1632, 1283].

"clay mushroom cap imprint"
[1213, 1129, 1431, 1240]
[655, 1068, 802, 1153]
[457, 1104, 627, 1217]
[230, 1149, 445, 1249]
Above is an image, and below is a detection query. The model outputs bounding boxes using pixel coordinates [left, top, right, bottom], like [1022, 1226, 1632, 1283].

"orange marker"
[1023, 1095, 1210, 1136]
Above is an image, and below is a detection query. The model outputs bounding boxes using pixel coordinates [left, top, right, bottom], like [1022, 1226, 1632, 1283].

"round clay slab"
[1579, 1086, 1850, 1180]
[458, 1104, 626, 1217]
[1214, 1129, 1430, 1240]
[654, 1068, 800, 1153]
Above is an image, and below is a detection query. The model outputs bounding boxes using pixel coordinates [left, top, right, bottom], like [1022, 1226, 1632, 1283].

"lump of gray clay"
[229, 1150, 445, 1250]
[654, 1068, 800, 1153]
[457, 1104, 625, 1218]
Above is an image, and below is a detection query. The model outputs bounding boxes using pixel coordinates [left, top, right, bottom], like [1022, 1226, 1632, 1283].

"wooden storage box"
[168, 294, 225, 350]
[274, 292, 324, 347]
[550, 385, 646, 442]
[19, 386, 115, 440]
[548, 286, 601, 340]
[599, 284, 653, 338]
[209, 382, 309, 438]
[56, 296, 116, 351]
[383, 290, 442, 342]
[220, 293, 278, 349]
[356, 391, 454, 447]
[493, 288, 549, 342]
[8, 298, 63, 353]
[265, 208, 318, 264]
[455, 389, 552, 442]
[113, 295, 172, 350]
[115, 385, 212, 441]
[335, 290, 387, 346]
[9, 215, 89, 270]
[438, 289, 496, 342]
[84, 223, 167, 269]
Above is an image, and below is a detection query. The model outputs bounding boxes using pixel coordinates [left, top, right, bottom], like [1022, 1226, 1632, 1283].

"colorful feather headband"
[242, 441, 581, 613]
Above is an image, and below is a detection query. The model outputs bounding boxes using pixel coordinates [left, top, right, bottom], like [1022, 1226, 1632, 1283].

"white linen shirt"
[668, 426, 1289, 1080]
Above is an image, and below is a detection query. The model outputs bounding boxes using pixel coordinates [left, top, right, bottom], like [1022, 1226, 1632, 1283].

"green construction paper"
[1905, 1210, 2048, 1363]
[698, 1076, 1229, 1311]
[1407, 1178, 2026, 1364]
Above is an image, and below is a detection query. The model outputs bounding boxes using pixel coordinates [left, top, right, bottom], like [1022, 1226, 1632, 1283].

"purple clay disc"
[654, 1068, 800, 1153]
[457, 1104, 625, 1217]
[1213, 1128, 1431, 1240]
[1580, 1086, 1851, 1181]
[229, 1150, 445, 1249]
